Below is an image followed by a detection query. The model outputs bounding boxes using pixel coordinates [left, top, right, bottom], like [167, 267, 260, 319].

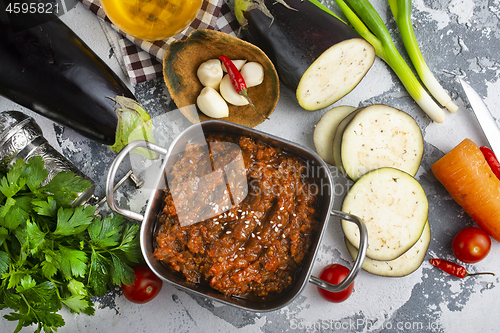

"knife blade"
[459, 79, 500, 157]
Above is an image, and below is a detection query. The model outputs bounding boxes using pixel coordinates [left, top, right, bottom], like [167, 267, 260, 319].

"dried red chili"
[429, 258, 494, 278]
[219, 55, 269, 120]
[480, 146, 500, 180]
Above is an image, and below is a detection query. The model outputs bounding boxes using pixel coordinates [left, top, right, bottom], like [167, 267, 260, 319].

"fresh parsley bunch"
[0, 157, 141, 333]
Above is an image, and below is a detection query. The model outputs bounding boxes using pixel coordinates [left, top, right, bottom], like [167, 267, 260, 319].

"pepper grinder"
[0, 110, 96, 206]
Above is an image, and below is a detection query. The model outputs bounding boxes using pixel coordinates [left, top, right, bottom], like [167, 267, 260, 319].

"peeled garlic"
[197, 59, 223, 90]
[196, 86, 229, 118]
[240, 62, 264, 87]
[219, 74, 248, 106]
[221, 59, 247, 72]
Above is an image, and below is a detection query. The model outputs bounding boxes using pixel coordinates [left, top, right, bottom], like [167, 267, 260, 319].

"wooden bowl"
[163, 29, 279, 127]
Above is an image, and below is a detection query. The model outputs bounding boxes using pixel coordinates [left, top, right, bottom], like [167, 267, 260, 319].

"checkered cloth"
[78, 0, 239, 85]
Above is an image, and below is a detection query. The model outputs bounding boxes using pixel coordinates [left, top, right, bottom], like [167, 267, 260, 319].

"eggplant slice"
[163, 29, 279, 128]
[236, 0, 375, 111]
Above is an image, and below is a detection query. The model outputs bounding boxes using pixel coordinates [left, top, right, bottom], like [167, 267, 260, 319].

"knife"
[459, 79, 500, 157]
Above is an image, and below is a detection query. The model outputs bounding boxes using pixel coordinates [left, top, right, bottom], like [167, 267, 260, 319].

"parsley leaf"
[21, 156, 48, 193]
[40, 256, 58, 280]
[53, 206, 95, 236]
[40, 171, 92, 206]
[0, 226, 8, 247]
[117, 223, 141, 263]
[32, 196, 58, 218]
[57, 246, 88, 280]
[88, 215, 123, 248]
[0, 158, 142, 332]
[0, 159, 26, 198]
[109, 252, 135, 286]
[26, 220, 47, 255]
[61, 295, 92, 314]
[88, 249, 109, 296]
[0, 251, 9, 276]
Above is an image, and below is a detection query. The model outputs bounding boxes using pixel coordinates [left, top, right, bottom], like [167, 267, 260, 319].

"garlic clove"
[221, 59, 247, 72]
[219, 74, 249, 106]
[197, 59, 223, 90]
[240, 62, 264, 88]
[196, 86, 229, 118]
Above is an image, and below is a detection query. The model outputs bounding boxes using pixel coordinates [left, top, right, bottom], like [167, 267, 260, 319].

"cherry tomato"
[452, 227, 491, 263]
[122, 265, 163, 304]
[317, 264, 354, 303]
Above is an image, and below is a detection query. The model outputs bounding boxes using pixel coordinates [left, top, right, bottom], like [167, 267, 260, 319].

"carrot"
[431, 139, 500, 242]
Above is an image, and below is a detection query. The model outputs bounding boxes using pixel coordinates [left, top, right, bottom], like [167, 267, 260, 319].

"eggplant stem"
[275, 0, 298, 11]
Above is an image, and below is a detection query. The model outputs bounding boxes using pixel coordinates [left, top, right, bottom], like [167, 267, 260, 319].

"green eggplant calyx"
[109, 96, 158, 160]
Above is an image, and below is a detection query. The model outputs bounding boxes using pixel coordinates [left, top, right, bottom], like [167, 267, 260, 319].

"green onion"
[389, 0, 458, 113]
[332, 0, 448, 123]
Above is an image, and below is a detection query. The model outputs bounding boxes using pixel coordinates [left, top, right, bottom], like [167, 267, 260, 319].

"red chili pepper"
[480, 146, 500, 180]
[430, 258, 494, 278]
[218, 55, 269, 120]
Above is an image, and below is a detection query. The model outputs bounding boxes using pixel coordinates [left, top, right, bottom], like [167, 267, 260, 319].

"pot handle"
[309, 210, 368, 292]
[106, 140, 169, 221]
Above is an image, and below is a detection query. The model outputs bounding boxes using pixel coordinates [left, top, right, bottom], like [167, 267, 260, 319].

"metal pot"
[106, 120, 367, 311]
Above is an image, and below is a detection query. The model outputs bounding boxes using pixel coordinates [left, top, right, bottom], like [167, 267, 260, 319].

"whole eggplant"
[0, 11, 145, 146]
[235, 0, 375, 111]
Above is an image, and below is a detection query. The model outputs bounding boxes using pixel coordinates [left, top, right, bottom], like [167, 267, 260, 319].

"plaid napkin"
[78, 0, 239, 85]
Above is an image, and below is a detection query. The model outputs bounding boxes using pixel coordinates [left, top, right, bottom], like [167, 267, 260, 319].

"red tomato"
[317, 264, 354, 303]
[122, 265, 163, 304]
[452, 227, 491, 263]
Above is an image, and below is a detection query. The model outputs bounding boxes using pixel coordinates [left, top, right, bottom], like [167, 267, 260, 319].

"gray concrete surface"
[1, 0, 499, 332]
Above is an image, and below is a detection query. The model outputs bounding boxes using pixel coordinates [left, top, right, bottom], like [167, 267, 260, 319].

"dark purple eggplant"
[234, 0, 375, 111]
[0, 11, 152, 148]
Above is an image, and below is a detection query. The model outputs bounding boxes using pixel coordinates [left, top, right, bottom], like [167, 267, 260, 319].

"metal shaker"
[0, 110, 95, 206]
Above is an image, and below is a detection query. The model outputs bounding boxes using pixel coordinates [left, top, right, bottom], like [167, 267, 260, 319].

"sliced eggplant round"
[345, 221, 431, 277]
[342, 167, 428, 261]
[313, 105, 357, 165]
[332, 107, 364, 174]
[336, 104, 424, 181]
[236, 0, 375, 111]
[297, 39, 375, 110]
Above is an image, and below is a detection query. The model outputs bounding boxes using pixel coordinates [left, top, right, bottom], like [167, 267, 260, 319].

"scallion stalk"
[332, 0, 447, 123]
[389, 0, 458, 113]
